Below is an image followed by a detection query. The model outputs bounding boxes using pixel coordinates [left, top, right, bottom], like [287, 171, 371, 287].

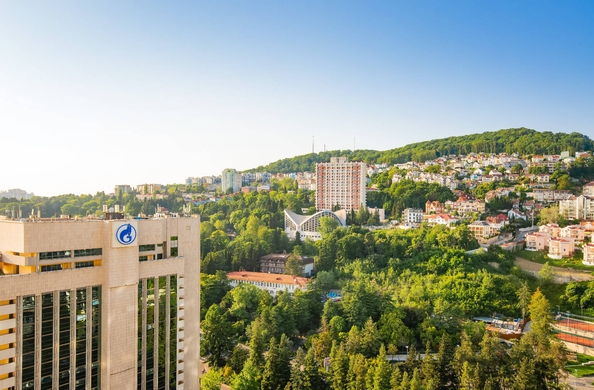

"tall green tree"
[261, 335, 292, 390]
[200, 304, 235, 368]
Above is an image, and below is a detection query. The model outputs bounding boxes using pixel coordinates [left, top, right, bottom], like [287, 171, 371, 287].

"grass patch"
[566, 354, 594, 378]
[517, 250, 593, 271]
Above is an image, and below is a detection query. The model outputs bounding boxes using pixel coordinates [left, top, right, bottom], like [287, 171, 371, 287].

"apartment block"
[402, 208, 423, 224]
[548, 238, 575, 259]
[525, 233, 551, 251]
[559, 195, 594, 220]
[221, 169, 242, 193]
[315, 157, 366, 211]
[0, 216, 200, 390]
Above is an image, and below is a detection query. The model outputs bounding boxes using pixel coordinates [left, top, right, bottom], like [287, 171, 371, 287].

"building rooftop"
[227, 271, 309, 287]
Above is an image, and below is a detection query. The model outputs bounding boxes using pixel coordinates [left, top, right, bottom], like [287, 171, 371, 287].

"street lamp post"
[567, 311, 570, 328]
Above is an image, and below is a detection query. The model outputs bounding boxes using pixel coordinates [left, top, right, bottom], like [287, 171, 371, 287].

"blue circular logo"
[116, 223, 137, 245]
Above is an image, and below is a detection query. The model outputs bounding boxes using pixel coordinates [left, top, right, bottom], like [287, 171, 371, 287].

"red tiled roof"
[227, 271, 309, 287]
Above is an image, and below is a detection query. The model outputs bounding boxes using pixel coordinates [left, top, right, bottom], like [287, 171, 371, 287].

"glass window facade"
[19, 287, 101, 390]
[138, 275, 177, 390]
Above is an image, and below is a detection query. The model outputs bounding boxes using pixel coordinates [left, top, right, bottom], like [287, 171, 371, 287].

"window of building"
[170, 236, 178, 257]
[41, 264, 63, 272]
[39, 251, 71, 260]
[139, 256, 148, 262]
[139, 244, 156, 252]
[74, 248, 102, 257]
[75, 261, 95, 269]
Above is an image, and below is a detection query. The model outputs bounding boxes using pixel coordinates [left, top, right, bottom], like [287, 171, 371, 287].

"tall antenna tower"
[312, 136, 315, 154]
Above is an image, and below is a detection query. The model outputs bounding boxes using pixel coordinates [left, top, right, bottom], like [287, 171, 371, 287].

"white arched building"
[284, 209, 346, 241]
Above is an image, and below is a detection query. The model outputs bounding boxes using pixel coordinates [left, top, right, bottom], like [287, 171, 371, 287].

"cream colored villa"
[0, 215, 200, 390]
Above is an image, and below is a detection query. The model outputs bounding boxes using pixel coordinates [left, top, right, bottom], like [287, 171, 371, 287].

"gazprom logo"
[116, 223, 137, 245]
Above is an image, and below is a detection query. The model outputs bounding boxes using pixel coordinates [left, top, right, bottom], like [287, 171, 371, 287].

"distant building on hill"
[113, 184, 131, 194]
[221, 168, 242, 193]
[315, 157, 366, 211]
[402, 208, 423, 224]
[0, 189, 34, 200]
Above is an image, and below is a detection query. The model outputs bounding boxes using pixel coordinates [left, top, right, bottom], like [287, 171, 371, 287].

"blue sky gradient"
[1, 1, 593, 195]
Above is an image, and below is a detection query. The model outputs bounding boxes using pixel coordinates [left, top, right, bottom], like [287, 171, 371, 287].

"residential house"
[539, 223, 560, 238]
[548, 238, 575, 259]
[508, 209, 527, 221]
[260, 253, 315, 276]
[560, 225, 586, 242]
[425, 200, 445, 214]
[468, 221, 501, 240]
[525, 232, 551, 251]
[426, 214, 458, 227]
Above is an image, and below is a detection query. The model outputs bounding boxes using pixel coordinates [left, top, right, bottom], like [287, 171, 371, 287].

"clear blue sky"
[1, 1, 593, 196]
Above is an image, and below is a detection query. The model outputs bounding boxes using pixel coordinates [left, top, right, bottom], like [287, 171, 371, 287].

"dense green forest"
[248, 128, 593, 173]
[196, 187, 593, 389]
[201, 220, 584, 389]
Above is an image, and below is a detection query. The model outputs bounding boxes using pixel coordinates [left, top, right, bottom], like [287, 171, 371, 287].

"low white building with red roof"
[227, 271, 309, 297]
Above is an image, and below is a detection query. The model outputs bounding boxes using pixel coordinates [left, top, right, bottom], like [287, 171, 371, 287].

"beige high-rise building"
[315, 157, 366, 211]
[0, 215, 200, 390]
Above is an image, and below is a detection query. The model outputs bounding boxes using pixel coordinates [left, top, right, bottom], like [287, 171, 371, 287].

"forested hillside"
[249, 128, 593, 173]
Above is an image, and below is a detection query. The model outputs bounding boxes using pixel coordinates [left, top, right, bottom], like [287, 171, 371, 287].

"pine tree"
[528, 288, 552, 336]
[247, 317, 268, 369]
[435, 333, 457, 390]
[516, 281, 531, 322]
[289, 348, 306, 390]
[409, 368, 421, 390]
[346, 353, 368, 390]
[390, 366, 402, 389]
[372, 345, 392, 390]
[231, 358, 261, 390]
[459, 361, 473, 390]
[302, 347, 325, 390]
[261, 336, 292, 390]
[403, 344, 417, 375]
[453, 331, 475, 376]
[399, 371, 410, 390]
[329, 342, 349, 390]
[420, 341, 437, 388]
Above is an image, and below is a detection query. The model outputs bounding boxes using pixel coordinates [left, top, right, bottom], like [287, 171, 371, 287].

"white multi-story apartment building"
[0, 215, 201, 390]
[0, 189, 34, 200]
[402, 208, 424, 224]
[559, 195, 594, 220]
[221, 168, 242, 193]
[315, 157, 366, 211]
